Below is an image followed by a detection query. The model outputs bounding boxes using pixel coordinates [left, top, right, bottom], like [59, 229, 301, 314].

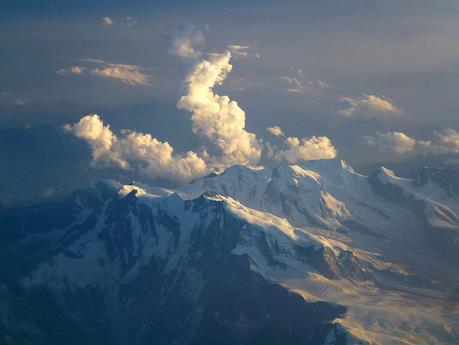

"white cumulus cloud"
[364, 131, 416, 154]
[340, 94, 401, 117]
[435, 129, 459, 154]
[275, 136, 337, 164]
[65, 114, 209, 183]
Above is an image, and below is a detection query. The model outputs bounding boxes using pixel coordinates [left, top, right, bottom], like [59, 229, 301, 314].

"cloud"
[281, 76, 306, 93]
[274, 135, 337, 164]
[89, 64, 150, 86]
[267, 126, 285, 137]
[15, 98, 28, 106]
[227, 45, 260, 59]
[177, 50, 262, 168]
[340, 94, 401, 117]
[65, 114, 209, 183]
[63, 114, 123, 167]
[364, 129, 459, 157]
[125, 16, 136, 27]
[65, 25, 339, 185]
[281, 69, 328, 93]
[434, 129, 459, 154]
[102, 17, 113, 25]
[166, 23, 205, 59]
[307, 80, 328, 89]
[364, 131, 416, 154]
[56, 66, 87, 76]
[57, 60, 151, 86]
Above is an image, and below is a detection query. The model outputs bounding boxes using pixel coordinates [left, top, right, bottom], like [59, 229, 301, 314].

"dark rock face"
[414, 166, 459, 197]
[0, 184, 347, 345]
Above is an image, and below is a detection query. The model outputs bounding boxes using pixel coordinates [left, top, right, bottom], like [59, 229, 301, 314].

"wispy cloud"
[281, 69, 328, 94]
[89, 64, 150, 86]
[340, 94, 401, 117]
[227, 44, 260, 59]
[281, 76, 306, 93]
[15, 98, 28, 106]
[125, 16, 136, 27]
[165, 23, 204, 59]
[101, 17, 113, 25]
[56, 66, 87, 76]
[267, 126, 285, 137]
[57, 59, 151, 86]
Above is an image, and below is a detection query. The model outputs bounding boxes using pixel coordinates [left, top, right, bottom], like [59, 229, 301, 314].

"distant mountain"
[1, 159, 458, 345]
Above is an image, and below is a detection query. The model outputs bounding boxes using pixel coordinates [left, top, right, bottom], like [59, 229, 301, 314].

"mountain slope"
[0, 182, 347, 345]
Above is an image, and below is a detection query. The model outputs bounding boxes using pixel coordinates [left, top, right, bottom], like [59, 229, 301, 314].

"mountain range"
[1, 159, 459, 345]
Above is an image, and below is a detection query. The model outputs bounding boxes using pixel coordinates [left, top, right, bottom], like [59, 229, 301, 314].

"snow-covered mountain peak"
[297, 158, 358, 176]
[374, 166, 404, 184]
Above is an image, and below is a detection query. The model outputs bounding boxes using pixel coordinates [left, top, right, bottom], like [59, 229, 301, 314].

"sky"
[2, 0, 459, 203]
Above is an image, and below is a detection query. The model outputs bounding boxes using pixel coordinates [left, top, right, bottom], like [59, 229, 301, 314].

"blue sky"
[2, 0, 459, 202]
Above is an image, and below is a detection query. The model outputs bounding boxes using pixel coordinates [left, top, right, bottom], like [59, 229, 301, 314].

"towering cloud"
[65, 114, 209, 183]
[177, 51, 262, 168]
[340, 94, 401, 117]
